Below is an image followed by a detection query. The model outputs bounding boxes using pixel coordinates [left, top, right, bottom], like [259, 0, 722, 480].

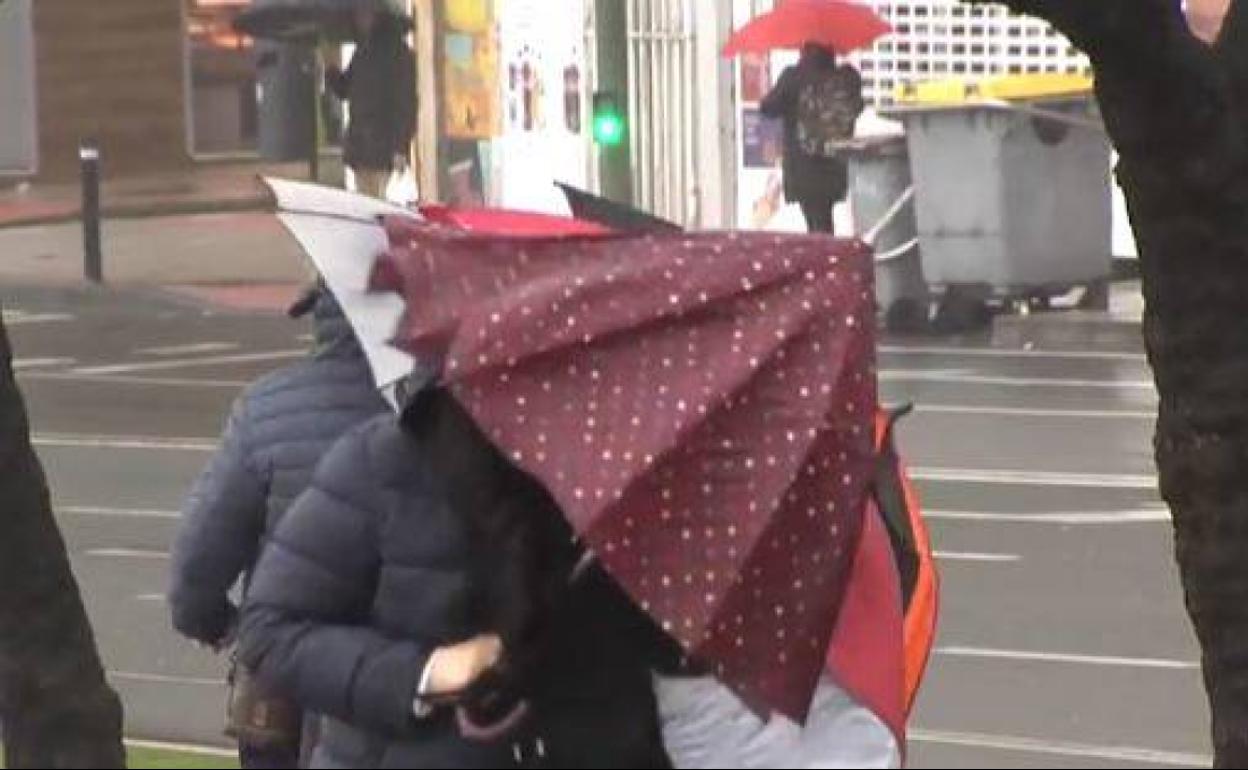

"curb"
[0, 195, 271, 230]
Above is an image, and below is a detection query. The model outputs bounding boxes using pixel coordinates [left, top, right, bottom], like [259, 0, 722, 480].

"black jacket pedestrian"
[168, 292, 389, 645]
[760, 47, 864, 205]
[237, 406, 672, 769]
[327, 17, 417, 173]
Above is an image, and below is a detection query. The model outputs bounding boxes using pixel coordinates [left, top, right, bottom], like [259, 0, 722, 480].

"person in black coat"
[237, 387, 672, 769]
[760, 43, 865, 234]
[326, 8, 417, 199]
[168, 285, 390, 769]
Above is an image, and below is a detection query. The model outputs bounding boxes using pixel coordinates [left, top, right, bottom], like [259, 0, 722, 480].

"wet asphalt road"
[1, 282, 1207, 768]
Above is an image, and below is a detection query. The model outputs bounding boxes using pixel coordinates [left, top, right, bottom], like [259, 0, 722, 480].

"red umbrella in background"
[371, 219, 878, 721]
[723, 0, 891, 57]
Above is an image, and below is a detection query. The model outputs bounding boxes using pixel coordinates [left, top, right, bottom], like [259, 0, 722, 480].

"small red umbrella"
[723, 0, 891, 57]
[371, 220, 878, 722]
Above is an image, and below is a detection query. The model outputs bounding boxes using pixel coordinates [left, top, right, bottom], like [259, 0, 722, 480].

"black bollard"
[80, 141, 102, 283]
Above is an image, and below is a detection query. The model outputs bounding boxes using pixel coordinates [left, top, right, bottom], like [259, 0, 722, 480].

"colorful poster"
[742, 108, 783, 168]
[441, 0, 501, 140]
[741, 53, 772, 103]
[494, 0, 589, 214]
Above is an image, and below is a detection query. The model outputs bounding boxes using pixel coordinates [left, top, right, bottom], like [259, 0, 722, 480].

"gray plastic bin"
[882, 99, 1112, 301]
[844, 136, 928, 327]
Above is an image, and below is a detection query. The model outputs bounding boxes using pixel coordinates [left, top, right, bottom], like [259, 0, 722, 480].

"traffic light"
[592, 91, 626, 147]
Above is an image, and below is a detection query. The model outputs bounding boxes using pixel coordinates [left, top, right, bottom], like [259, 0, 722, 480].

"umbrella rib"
[278, 206, 391, 227]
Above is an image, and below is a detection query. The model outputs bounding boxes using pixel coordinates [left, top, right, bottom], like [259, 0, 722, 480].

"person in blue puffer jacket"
[237, 386, 673, 769]
[168, 283, 390, 769]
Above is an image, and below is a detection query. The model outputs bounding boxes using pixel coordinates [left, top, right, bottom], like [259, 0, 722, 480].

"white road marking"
[880, 369, 1155, 390]
[13, 357, 76, 370]
[2, 311, 77, 325]
[86, 548, 170, 561]
[936, 646, 1199, 670]
[911, 467, 1156, 490]
[909, 728, 1209, 767]
[20, 371, 248, 388]
[933, 551, 1022, 563]
[59, 505, 180, 520]
[123, 738, 236, 758]
[108, 670, 221, 687]
[911, 403, 1155, 420]
[926, 508, 1170, 524]
[135, 342, 239, 357]
[881, 344, 1146, 362]
[74, 349, 304, 375]
[33, 433, 216, 451]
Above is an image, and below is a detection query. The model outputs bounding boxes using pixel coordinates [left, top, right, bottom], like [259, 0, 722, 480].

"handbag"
[225, 655, 303, 750]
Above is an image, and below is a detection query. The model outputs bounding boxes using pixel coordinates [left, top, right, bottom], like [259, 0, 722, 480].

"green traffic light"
[593, 112, 625, 146]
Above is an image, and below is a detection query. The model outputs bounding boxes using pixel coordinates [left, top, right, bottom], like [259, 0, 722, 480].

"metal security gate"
[627, 0, 697, 225]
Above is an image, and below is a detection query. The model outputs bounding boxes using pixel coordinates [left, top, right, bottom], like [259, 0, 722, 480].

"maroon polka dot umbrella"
[371, 217, 878, 722]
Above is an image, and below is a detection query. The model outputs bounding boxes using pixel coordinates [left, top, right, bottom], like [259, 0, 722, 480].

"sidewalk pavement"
[990, 280, 1145, 351]
[0, 161, 1149, 330]
[0, 210, 311, 312]
[0, 162, 343, 312]
[0, 159, 344, 229]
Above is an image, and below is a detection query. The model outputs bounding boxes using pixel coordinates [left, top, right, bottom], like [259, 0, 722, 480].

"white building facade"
[851, 0, 1091, 107]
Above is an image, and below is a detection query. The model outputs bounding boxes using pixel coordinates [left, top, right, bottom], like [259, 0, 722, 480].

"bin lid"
[893, 73, 1093, 106]
[837, 134, 908, 158]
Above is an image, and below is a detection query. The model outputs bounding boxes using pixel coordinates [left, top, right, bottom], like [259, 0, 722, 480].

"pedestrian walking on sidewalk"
[760, 42, 864, 234]
[326, 6, 417, 200]
[237, 385, 672, 769]
[168, 283, 388, 769]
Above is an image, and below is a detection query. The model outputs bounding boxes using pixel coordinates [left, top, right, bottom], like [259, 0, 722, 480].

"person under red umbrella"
[760, 43, 865, 235]
[247, 184, 934, 767]
[372, 215, 880, 716]
[724, 1, 887, 235]
[364, 207, 938, 767]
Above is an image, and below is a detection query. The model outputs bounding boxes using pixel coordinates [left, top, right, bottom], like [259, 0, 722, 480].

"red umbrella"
[371, 219, 878, 721]
[723, 0, 891, 57]
[416, 203, 610, 236]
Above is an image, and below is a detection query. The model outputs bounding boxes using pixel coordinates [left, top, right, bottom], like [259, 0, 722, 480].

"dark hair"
[401, 386, 579, 725]
[801, 42, 838, 69]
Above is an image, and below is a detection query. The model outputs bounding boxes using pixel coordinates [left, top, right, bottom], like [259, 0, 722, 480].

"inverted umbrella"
[370, 219, 878, 721]
[418, 202, 611, 237]
[263, 177, 418, 399]
[554, 182, 683, 234]
[723, 0, 891, 57]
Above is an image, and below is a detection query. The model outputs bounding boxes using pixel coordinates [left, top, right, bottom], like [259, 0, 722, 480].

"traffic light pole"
[594, 0, 632, 206]
[309, 42, 322, 183]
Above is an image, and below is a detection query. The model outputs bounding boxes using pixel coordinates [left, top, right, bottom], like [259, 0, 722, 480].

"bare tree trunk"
[0, 307, 126, 768]
[965, 1, 1248, 765]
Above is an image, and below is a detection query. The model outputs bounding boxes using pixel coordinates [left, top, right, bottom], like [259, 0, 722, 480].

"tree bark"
[0, 306, 125, 768]
[966, 1, 1248, 765]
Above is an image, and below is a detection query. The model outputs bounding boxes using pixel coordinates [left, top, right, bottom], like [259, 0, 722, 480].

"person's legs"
[799, 197, 835, 234]
[353, 168, 390, 199]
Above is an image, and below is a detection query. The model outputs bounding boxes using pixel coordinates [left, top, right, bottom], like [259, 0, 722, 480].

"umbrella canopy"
[370, 219, 878, 721]
[262, 178, 417, 399]
[723, 0, 891, 57]
[234, 0, 410, 43]
[417, 203, 611, 237]
[554, 183, 683, 234]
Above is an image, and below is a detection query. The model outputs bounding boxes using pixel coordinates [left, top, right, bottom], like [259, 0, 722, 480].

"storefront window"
[186, 0, 258, 155]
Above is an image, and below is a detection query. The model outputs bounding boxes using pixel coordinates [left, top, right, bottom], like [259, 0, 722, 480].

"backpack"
[796, 67, 862, 158]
